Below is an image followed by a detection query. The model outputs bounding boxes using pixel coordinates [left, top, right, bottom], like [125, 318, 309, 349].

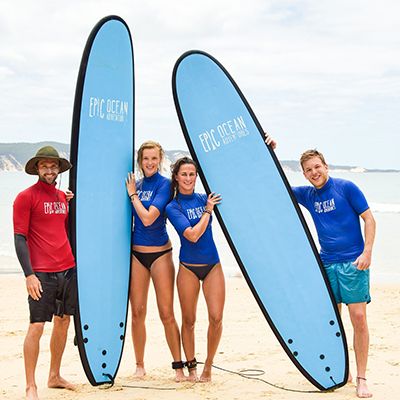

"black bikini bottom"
[132, 248, 172, 271]
[180, 262, 218, 281]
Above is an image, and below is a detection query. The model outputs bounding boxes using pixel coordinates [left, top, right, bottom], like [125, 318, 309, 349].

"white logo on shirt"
[44, 202, 67, 215]
[314, 198, 336, 214]
[138, 190, 153, 201]
[186, 206, 206, 220]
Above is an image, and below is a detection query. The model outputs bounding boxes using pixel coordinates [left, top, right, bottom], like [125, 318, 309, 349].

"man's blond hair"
[299, 149, 327, 170]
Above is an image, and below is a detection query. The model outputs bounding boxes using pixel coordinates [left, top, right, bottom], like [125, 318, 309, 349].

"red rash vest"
[13, 180, 75, 273]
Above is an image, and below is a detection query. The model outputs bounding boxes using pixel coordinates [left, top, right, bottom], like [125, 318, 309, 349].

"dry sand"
[1, 273, 399, 399]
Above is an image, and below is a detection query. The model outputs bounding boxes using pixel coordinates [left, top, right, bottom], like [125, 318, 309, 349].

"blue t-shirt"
[292, 177, 369, 264]
[132, 172, 171, 246]
[166, 192, 219, 265]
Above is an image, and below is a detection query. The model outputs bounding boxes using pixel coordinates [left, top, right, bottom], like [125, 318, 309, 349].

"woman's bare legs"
[151, 252, 185, 381]
[177, 265, 201, 382]
[200, 265, 225, 382]
[130, 256, 151, 377]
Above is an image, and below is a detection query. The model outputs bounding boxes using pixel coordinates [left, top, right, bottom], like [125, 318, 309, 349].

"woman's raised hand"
[125, 172, 137, 197]
[206, 192, 222, 212]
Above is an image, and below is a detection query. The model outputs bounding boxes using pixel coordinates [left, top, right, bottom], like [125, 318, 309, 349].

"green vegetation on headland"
[0, 142, 70, 171]
[0, 142, 398, 173]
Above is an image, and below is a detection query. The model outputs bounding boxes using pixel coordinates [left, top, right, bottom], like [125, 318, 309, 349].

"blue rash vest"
[292, 177, 369, 264]
[166, 192, 219, 264]
[132, 172, 171, 246]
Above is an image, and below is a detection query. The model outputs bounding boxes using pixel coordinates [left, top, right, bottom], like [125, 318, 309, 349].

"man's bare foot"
[199, 365, 212, 383]
[26, 385, 39, 400]
[174, 368, 187, 382]
[47, 375, 75, 390]
[133, 363, 146, 378]
[356, 377, 372, 398]
[348, 371, 353, 383]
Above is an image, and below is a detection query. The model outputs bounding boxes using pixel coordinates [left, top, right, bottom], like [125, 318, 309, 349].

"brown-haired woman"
[126, 141, 185, 381]
[166, 157, 225, 382]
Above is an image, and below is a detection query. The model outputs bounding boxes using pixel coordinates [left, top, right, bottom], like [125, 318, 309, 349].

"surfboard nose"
[172, 51, 348, 390]
[70, 15, 134, 386]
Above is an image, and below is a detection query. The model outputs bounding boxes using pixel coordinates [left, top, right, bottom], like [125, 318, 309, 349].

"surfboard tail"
[172, 50, 349, 390]
[69, 15, 134, 386]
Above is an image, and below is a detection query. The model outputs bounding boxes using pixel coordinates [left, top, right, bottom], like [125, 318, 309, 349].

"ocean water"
[1, 171, 399, 282]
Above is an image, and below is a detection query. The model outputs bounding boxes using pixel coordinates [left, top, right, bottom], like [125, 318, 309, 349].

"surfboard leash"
[101, 374, 115, 388]
[99, 372, 186, 391]
[102, 363, 337, 393]
[201, 362, 336, 394]
[121, 384, 181, 391]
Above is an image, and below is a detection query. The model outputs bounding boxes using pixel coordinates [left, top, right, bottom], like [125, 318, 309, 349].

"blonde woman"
[126, 141, 184, 381]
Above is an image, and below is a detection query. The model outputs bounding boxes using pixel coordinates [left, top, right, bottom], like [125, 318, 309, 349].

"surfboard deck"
[69, 15, 134, 386]
[172, 50, 348, 390]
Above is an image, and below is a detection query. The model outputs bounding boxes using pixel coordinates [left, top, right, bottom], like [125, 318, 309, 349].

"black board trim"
[171, 50, 349, 391]
[69, 15, 134, 386]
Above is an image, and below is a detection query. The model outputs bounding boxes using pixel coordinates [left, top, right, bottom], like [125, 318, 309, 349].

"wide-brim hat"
[25, 146, 72, 175]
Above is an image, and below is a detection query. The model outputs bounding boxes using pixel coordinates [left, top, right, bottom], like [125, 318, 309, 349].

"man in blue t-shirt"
[266, 136, 375, 398]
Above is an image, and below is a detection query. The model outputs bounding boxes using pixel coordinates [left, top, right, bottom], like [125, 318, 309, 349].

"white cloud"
[0, 0, 399, 168]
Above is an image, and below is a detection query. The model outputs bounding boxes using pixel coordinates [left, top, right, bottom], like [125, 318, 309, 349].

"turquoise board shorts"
[323, 261, 371, 305]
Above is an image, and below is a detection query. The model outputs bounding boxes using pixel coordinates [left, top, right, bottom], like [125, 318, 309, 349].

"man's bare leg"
[24, 322, 45, 400]
[47, 316, 75, 390]
[337, 303, 353, 383]
[348, 303, 372, 398]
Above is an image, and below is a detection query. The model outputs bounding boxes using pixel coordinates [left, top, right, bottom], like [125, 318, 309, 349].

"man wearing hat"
[13, 146, 76, 400]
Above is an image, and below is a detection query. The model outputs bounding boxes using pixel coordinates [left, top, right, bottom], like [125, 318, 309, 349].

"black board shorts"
[28, 267, 77, 323]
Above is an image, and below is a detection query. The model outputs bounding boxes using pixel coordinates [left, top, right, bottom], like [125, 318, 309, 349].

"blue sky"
[0, 0, 399, 169]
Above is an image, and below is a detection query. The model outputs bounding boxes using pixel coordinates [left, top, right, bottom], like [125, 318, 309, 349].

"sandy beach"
[1, 272, 399, 400]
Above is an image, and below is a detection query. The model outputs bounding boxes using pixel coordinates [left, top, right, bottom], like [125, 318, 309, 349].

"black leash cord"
[121, 384, 178, 390]
[103, 363, 336, 394]
[198, 362, 334, 394]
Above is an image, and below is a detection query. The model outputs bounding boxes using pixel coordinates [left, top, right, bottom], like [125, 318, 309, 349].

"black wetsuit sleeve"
[14, 234, 34, 277]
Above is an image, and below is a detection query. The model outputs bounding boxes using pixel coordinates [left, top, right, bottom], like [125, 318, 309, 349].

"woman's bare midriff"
[132, 240, 172, 253]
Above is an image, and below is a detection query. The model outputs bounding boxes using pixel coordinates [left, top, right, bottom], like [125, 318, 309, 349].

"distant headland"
[0, 142, 398, 173]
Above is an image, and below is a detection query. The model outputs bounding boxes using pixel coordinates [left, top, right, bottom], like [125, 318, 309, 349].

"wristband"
[129, 193, 138, 199]
[203, 209, 212, 215]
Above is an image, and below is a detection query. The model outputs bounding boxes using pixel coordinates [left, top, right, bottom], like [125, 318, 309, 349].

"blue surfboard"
[172, 51, 348, 390]
[69, 16, 134, 385]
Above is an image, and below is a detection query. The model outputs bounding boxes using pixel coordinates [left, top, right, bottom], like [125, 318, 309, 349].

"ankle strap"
[185, 358, 197, 370]
[172, 361, 185, 370]
[356, 376, 367, 381]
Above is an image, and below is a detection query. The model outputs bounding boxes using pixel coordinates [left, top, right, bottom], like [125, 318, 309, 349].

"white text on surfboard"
[198, 116, 249, 152]
[88, 97, 129, 122]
